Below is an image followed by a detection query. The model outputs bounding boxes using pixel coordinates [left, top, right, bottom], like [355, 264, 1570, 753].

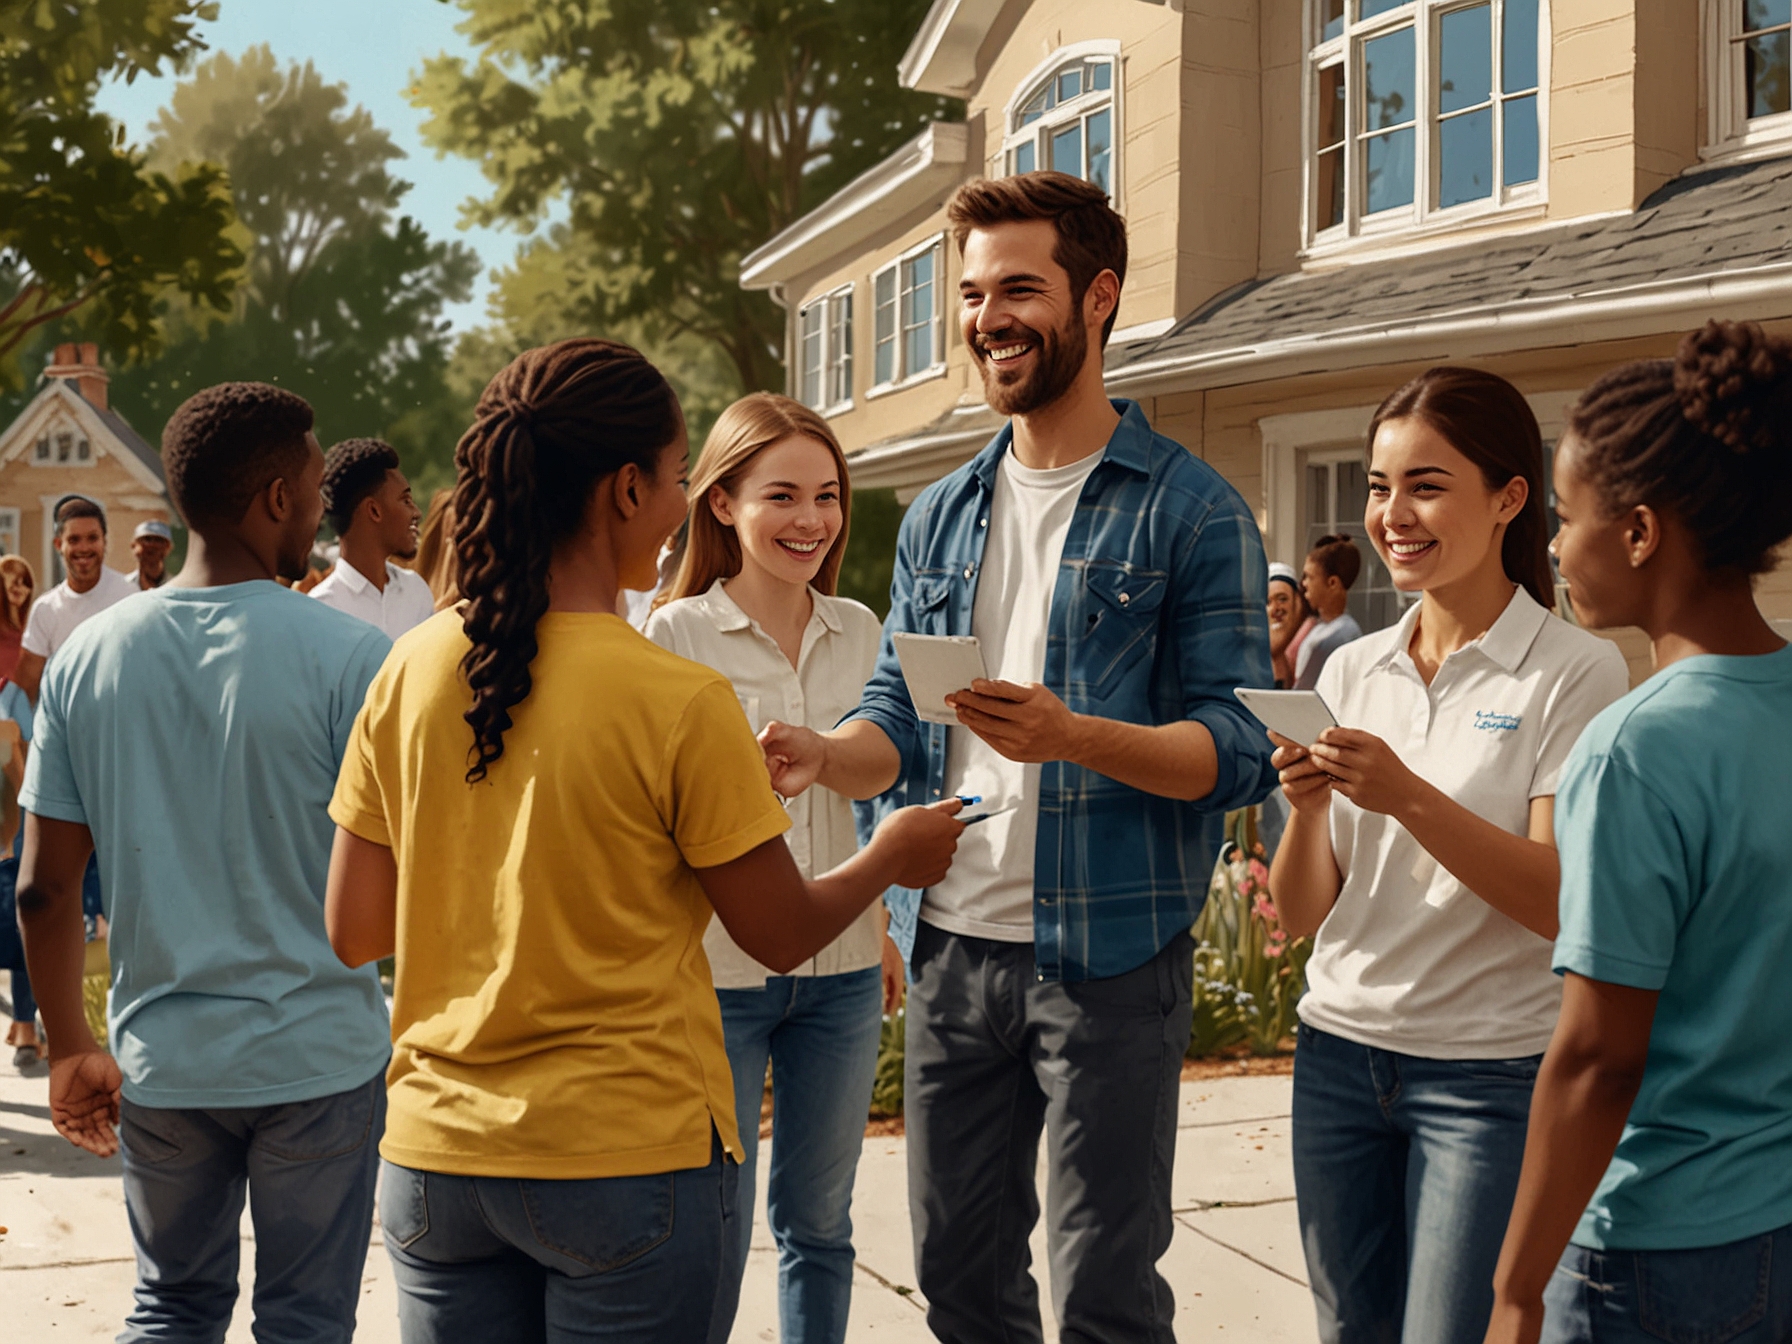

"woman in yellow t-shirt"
[324, 338, 963, 1343]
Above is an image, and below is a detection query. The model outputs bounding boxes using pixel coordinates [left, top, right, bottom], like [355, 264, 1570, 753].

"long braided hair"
[1568, 320, 1792, 576]
[452, 339, 681, 783]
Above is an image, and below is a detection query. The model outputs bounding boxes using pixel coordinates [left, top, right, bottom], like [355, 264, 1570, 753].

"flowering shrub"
[1188, 808, 1312, 1057]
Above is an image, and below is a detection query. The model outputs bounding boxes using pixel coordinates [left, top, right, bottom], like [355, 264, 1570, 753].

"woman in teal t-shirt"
[1484, 320, 1792, 1344]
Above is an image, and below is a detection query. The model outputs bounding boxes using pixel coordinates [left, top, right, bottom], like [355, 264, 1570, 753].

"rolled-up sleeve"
[1173, 489, 1278, 813]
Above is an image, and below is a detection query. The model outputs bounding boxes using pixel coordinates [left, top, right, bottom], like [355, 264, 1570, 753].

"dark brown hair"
[946, 172, 1129, 345]
[1307, 534, 1363, 589]
[1567, 320, 1792, 576]
[1367, 367, 1555, 608]
[453, 339, 681, 783]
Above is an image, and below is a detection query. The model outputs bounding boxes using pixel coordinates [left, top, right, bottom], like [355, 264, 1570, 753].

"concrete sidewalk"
[1, 1059, 1316, 1341]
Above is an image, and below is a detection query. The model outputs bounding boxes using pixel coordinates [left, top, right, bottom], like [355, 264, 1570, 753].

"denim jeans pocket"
[1635, 1235, 1772, 1344]
[259, 1075, 380, 1163]
[378, 1162, 430, 1250]
[119, 1102, 186, 1166]
[519, 1171, 676, 1273]
[1454, 1054, 1543, 1085]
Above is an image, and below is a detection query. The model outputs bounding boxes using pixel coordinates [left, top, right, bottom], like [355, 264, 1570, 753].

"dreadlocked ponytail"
[452, 339, 680, 782]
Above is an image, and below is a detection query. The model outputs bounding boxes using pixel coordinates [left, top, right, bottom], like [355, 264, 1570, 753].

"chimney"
[45, 342, 110, 412]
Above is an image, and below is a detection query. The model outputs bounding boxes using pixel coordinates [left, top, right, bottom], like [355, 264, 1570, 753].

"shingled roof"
[1108, 154, 1792, 387]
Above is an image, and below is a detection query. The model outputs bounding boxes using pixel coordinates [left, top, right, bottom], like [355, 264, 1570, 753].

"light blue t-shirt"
[19, 582, 393, 1108]
[1554, 643, 1792, 1251]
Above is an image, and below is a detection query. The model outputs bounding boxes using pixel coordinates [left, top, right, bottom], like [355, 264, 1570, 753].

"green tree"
[0, 0, 241, 384]
[413, 0, 961, 395]
[105, 46, 479, 488]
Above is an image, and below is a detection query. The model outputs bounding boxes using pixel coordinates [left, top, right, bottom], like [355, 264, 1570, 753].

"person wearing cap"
[129, 520, 174, 591]
[308, 438, 434, 641]
[1267, 561, 1315, 689]
[13, 496, 140, 705]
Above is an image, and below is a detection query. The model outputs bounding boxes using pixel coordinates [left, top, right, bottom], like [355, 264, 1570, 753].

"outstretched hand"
[759, 721, 825, 799]
[872, 798, 965, 891]
[947, 680, 1081, 763]
[49, 1050, 123, 1158]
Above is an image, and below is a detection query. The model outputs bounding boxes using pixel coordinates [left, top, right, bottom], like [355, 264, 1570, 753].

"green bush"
[1188, 809, 1312, 1058]
[870, 1006, 905, 1118]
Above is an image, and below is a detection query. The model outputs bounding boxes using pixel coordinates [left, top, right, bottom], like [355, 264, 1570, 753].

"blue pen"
[955, 795, 982, 807]
[963, 805, 1017, 827]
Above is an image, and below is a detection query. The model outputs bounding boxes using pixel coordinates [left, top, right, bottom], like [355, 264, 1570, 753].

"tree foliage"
[0, 0, 241, 383]
[103, 46, 479, 490]
[413, 0, 961, 395]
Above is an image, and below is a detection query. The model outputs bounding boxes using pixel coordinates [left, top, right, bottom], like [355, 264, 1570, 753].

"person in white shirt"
[1293, 533, 1364, 689]
[1268, 368, 1629, 1344]
[309, 438, 434, 641]
[13, 496, 141, 703]
[645, 393, 890, 1344]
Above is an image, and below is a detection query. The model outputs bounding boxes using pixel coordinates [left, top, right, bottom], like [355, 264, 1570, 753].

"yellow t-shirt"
[328, 609, 790, 1179]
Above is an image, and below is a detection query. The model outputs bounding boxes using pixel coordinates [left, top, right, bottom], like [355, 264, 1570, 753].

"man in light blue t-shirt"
[16, 382, 392, 1341]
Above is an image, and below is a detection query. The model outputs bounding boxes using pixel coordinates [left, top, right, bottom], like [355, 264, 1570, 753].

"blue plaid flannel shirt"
[847, 400, 1279, 983]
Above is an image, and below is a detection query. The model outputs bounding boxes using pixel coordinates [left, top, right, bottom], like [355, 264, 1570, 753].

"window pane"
[1364, 126, 1415, 212]
[1359, 0, 1408, 18]
[1747, 30, 1792, 118]
[1013, 139, 1036, 174]
[1746, 0, 1791, 32]
[1317, 146, 1346, 230]
[1363, 26, 1415, 131]
[1439, 4, 1491, 114]
[1503, 93, 1539, 185]
[1091, 60, 1113, 92]
[829, 295, 853, 406]
[1502, 0, 1540, 93]
[1058, 68, 1082, 102]
[874, 270, 897, 385]
[1086, 109, 1112, 194]
[1306, 463, 1331, 532]
[1439, 106, 1493, 206]
[800, 306, 824, 408]
[904, 251, 936, 375]
[1020, 89, 1048, 126]
[1051, 123, 1083, 178]
[1319, 62, 1346, 149]
[1322, 0, 1345, 42]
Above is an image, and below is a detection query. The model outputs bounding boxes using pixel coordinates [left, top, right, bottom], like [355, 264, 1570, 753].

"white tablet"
[893, 632, 988, 725]
[1233, 687, 1339, 748]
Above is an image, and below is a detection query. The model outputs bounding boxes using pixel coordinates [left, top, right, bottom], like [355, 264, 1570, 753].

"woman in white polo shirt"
[645, 393, 889, 1344]
[1267, 368, 1628, 1344]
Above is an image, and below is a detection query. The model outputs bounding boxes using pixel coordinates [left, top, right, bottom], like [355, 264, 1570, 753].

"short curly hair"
[161, 383, 315, 529]
[322, 437, 401, 536]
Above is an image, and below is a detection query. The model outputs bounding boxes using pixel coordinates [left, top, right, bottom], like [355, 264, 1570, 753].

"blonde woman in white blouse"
[646, 393, 891, 1344]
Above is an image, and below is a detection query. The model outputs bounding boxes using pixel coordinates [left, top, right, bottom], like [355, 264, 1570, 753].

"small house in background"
[0, 343, 171, 585]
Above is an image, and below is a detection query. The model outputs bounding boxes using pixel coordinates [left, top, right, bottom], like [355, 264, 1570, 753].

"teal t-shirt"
[19, 582, 393, 1108]
[1554, 643, 1792, 1251]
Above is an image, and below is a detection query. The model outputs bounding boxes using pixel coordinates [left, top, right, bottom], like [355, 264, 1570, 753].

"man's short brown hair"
[945, 172, 1129, 346]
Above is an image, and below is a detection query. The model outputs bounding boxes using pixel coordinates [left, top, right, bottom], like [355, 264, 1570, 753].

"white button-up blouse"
[645, 579, 885, 989]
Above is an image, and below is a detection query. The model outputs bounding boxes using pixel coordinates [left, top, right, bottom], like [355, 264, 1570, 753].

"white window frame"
[795, 284, 854, 417]
[0, 507, 18, 558]
[868, 236, 947, 398]
[1701, 0, 1792, 166]
[1302, 0, 1549, 257]
[999, 40, 1123, 204]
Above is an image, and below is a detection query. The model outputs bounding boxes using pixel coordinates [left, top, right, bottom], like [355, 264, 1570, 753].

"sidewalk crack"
[1174, 1215, 1308, 1289]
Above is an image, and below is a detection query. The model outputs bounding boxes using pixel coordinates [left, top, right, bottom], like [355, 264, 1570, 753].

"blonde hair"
[660, 393, 853, 606]
[0, 555, 35, 633]
[413, 487, 461, 611]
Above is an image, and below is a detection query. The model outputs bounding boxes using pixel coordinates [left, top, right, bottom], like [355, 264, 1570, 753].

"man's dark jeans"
[904, 921, 1194, 1344]
[117, 1071, 385, 1343]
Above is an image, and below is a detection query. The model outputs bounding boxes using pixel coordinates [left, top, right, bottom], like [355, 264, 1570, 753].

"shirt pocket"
[909, 571, 954, 637]
[1076, 561, 1168, 699]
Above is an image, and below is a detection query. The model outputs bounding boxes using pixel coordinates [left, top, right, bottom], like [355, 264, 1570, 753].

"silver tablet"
[893, 633, 988, 726]
[1233, 687, 1339, 748]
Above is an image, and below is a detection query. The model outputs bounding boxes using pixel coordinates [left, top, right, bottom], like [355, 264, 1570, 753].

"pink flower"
[1248, 859, 1269, 887]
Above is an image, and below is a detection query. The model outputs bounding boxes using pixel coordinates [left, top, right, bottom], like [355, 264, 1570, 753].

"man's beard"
[975, 314, 1087, 417]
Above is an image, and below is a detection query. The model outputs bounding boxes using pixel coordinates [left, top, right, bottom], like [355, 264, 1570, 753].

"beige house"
[741, 0, 1792, 675]
[0, 344, 172, 585]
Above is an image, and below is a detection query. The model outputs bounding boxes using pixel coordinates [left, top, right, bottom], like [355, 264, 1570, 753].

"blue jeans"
[1541, 1222, 1792, 1343]
[379, 1135, 737, 1343]
[1291, 1023, 1538, 1344]
[117, 1070, 385, 1342]
[709, 966, 883, 1344]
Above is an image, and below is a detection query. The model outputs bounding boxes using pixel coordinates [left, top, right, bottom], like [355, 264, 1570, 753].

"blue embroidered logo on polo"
[1474, 711, 1522, 732]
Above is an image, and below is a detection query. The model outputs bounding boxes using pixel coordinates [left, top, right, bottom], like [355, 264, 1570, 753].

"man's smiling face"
[958, 219, 1093, 417]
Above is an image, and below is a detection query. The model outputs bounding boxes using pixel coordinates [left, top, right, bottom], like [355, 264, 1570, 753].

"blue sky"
[94, 0, 522, 331]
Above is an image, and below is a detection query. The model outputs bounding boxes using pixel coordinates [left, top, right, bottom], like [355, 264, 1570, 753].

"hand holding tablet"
[1233, 687, 1339, 749]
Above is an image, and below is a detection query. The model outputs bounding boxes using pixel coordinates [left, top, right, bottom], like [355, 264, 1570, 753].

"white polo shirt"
[1299, 587, 1629, 1059]
[309, 559, 436, 642]
[646, 579, 885, 989]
